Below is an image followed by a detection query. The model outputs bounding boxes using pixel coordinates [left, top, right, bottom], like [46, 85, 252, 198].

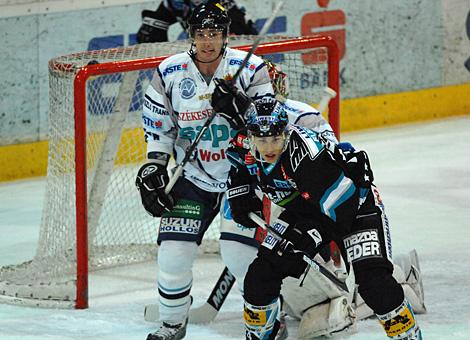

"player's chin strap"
[249, 213, 349, 293]
[188, 40, 228, 64]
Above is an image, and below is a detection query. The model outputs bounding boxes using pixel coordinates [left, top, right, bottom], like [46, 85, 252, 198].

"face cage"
[265, 60, 288, 98]
[272, 72, 288, 98]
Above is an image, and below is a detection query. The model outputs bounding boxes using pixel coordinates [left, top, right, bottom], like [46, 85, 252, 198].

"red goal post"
[0, 35, 339, 309]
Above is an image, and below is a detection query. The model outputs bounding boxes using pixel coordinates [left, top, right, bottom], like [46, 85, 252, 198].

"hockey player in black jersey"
[226, 100, 423, 340]
[137, 0, 257, 43]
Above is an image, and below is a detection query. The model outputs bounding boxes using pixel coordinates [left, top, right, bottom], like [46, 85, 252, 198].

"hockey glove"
[135, 163, 174, 217]
[137, 10, 170, 43]
[227, 184, 263, 229]
[344, 150, 374, 188]
[211, 78, 253, 129]
[337, 141, 356, 153]
[274, 211, 325, 256]
[226, 6, 258, 35]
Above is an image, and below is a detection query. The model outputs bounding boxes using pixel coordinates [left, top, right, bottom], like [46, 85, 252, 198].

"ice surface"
[1, 116, 469, 339]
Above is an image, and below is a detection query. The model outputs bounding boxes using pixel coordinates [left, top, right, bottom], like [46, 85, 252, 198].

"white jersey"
[283, 98, 338, 144]
[143, 47, 274, 192]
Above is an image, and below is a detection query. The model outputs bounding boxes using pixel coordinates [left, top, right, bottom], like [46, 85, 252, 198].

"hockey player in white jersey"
[135, 3, 274, 339]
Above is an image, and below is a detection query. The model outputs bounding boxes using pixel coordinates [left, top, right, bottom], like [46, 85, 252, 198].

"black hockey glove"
[135, 163, 174, 217]
[227, 184, 263, 229]
[344, 150, 374, 188]
[227, 6, 258, 35]
[137, 9, 170, 43]
[273, 211, 325, 256]
[211, 78, 253, 129]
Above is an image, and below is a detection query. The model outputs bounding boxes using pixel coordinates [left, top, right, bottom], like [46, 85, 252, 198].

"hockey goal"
[0, 35, 339, 309]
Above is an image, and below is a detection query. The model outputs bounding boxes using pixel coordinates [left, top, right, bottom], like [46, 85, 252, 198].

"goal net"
[0, 35, 339, 309]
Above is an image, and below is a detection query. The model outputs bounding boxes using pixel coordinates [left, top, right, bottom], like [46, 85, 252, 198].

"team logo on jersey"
[179, 78, 197, 99]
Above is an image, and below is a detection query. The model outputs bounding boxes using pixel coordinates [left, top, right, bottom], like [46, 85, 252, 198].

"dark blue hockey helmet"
[247, 101, 289, 137]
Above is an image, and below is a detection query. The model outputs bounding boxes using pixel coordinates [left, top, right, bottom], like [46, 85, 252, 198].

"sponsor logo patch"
[227, 185, 250, 199]
[244, 306, 266, 325]
[159, 217, 201, 235]
[179, 109, 213, 121]
[379, 301, 415, 337]
[343, 229, 382, 263]
[229, 58, 256, 71]
[163, 199, 203, 219]
[261, 233, 279, 250]
[143, 115, 164, 129]
[162, 63, 187, 77]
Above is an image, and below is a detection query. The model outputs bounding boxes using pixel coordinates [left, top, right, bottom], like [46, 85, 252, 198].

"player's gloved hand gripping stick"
[249, 213, 349, 293]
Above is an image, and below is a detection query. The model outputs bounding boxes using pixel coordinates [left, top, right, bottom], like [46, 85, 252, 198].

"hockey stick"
[164, 0, 285, 194]
[144, 1, 286, 324]
[145, 85, 338, 322]
[316, 87, 337, 114]
[249, 213, 349, 293]
[144, 266, 236, 323]
[147, 84, 337, 322]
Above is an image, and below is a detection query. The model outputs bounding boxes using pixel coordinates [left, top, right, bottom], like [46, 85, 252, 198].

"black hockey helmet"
[247, 101, 289, 137]
[187, 2, 231, 38]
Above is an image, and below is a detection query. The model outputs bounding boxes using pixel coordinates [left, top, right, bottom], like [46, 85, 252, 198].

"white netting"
[0, 35, 335, 308]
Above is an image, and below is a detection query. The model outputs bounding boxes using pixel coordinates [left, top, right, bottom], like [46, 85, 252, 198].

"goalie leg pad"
[244, 298, 281, 340]
[298, 296, 356, 339]
[377, 299, 422, 339]
[393, 249, 426, 314]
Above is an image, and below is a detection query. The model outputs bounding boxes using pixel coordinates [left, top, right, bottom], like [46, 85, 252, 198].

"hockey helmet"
[264, 60, 288, 98]
[247, 101, 289, 137]
[187, 2, 231, 38]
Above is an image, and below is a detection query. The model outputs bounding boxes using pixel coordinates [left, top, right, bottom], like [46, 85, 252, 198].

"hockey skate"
[147, 319, 187, 340]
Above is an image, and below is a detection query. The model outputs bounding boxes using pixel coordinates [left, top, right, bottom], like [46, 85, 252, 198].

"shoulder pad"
[225, 48, 264, 74]
[159, 53, 190, 79]
[287, 126, 325, 171]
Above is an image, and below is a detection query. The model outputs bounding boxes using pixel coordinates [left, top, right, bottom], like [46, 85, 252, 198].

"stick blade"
[144, 303, 159, 322]
[144, 302, 218, 324]
[188, 303, 219, 324]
